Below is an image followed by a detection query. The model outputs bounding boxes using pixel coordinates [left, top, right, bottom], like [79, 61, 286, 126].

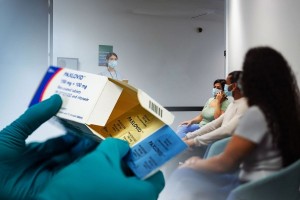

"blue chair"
[204, 137, 300, 200]
[227, 159, 300, 200]
[204, 137, 231, 159]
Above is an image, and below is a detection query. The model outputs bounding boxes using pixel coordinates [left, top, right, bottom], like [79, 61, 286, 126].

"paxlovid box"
[30, 66, 187, 179]
[29, 66, 175, 143]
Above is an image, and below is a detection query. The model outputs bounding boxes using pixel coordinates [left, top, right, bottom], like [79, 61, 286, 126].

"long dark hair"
[242, 46, 300, 166]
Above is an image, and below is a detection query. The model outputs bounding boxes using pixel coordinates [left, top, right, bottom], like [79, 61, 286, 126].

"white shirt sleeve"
[193, 113, 241, 146]
[192, 98, 248, 146]
[186, 112, 225, 139]
[235, 106, 268, 143]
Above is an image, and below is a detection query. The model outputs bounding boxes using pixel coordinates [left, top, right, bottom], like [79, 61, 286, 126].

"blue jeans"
[176, 124, 200, 138]
[159, 168, 241, 200]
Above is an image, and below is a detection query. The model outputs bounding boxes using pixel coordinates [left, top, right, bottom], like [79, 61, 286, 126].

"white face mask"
[212, 88, 222, 97]
[108, 60, 118, 68]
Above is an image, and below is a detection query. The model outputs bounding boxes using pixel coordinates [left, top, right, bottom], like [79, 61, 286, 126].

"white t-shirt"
[186, 97, 248, 146]
[235, 106, 282, 182]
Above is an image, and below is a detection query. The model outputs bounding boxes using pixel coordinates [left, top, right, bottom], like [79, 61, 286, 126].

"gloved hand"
[0, 94, 98, 200]
[37, 138, 165, 200]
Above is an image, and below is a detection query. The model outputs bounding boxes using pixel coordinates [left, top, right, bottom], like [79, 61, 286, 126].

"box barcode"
[149, 101, 163, 118]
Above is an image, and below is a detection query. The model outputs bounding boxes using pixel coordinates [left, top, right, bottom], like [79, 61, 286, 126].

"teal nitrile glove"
[0, 94, 98, 200]
[38, 138, 165, 200]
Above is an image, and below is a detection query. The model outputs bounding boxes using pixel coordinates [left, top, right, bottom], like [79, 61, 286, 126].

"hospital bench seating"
[204, 137, 300, 200]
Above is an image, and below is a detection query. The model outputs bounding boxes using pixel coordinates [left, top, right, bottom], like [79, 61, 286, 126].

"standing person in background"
[100, 52, 127, 82]
[176, 79, 230, 138]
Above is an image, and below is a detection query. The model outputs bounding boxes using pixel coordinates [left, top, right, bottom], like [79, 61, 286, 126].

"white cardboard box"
[30, 66, 187, 178]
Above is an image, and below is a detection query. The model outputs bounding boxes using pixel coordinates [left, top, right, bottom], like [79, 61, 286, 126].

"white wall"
[0, 0, 64, 142]
[0, 0, 225, 142]
[52, 0, 226, 108]
[226, 0, 300, 85]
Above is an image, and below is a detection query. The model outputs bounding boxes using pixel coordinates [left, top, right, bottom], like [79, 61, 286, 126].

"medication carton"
[29, 66, 187, 179]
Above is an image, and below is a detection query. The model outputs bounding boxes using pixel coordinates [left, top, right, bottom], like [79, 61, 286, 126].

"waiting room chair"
[204, 137, 300, 200]
[204, 137, 231, 159]
[227, 158, 300, 200]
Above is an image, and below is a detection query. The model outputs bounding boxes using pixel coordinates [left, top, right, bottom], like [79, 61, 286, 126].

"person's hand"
[184, 138, 196, 147]
[179, 120, 193, 126]
[182, 136, 188, 141]
[215, 91, 225, 102]
[38, 138, 165, 200]
[0, 94, 98, 200]
[179, 156, 203, 170]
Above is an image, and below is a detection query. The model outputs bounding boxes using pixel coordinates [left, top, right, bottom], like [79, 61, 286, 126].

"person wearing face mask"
[99, 52, 127, 82]
[183, 71, 248, 147]
[176, 79, 230, 138]
[160, 47, 300, 200]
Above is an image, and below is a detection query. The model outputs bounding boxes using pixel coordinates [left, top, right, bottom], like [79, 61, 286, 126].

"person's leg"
[176, 124, 200, 138]
[159, 168, 241, 200]
[161, 146, 207, 180]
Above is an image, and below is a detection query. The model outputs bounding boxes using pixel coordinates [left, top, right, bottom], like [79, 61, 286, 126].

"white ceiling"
[118, 0, 225, 22]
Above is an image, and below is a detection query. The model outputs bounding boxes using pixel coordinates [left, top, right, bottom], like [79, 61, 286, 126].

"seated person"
[161, 74, 246, 179]
[176, 79, 230, 138]
[159, 46, 300, 200]
[183, 71, 248, 147]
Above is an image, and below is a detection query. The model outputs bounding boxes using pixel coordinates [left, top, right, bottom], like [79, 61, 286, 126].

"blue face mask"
[212, 88, 222, 97]
[224, 84, 233, 97]
[108, 60, 118, 68]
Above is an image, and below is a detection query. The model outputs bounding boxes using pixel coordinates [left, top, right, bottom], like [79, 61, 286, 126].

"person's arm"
[183, 114, 225, 146]
[192, 113, 240, 146]
[213, 92, 226, 119]
[190, 100, 247, 146]
[180, 135, 256, 173]
[179, 114, 203, 126]
[182, 106, 267, 173]
[185, 111, 225, 140]
[180, 98, 212, 126]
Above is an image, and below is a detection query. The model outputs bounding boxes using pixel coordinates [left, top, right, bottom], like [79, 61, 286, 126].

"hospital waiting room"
[0, 0, 300, 199]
